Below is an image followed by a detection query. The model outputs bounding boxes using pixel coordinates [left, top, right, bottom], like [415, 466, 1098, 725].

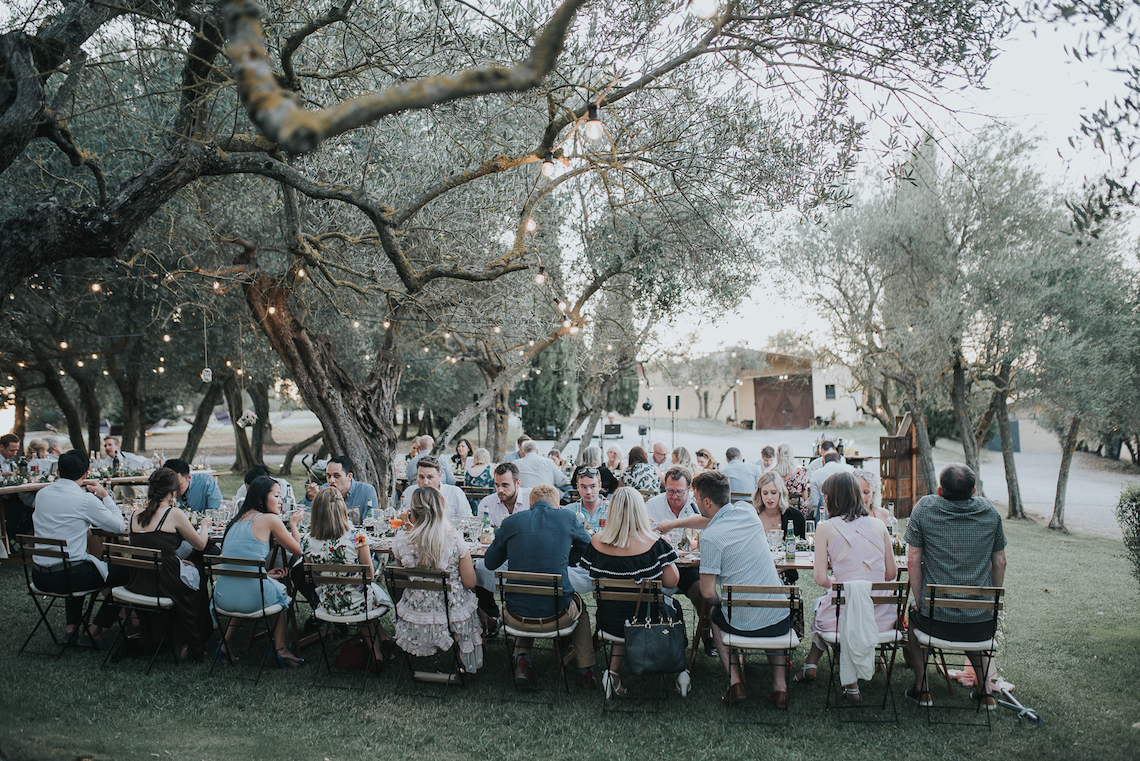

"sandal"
[792, 664, 818, 683]
[843, 684, 862, 702]
[602, 669, 627, 699]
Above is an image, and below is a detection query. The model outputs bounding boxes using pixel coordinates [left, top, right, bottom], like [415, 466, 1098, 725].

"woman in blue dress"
[214, 476, 305, 667]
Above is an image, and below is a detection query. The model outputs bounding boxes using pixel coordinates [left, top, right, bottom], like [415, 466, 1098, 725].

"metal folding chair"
[204, 555, 289, 684]
[385, 566, 466, 700]
[818, 580, 909, 724]
[496, 570, 576, 707]
[306, 562, 391, 692]
[16, 535, 104, 658]
[101, 543, 178, 674]
[912, 584, 1004, 729]
[721, 584, 801, 726]
[591, 578, 678, 715]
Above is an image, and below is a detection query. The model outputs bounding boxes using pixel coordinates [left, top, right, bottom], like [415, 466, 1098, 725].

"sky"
[658, 15, 1132, 356]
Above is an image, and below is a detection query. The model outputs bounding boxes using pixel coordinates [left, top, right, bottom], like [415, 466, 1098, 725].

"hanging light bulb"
[541, 151, 556, 178]
[213, 281, 220, 290]
[353, 320, 360, 328]
[60, 341, 68, 349]
[383, 320, 391, 329]
[201, 367, 213, 383]
[494, 326, 501, 334]
[688, 0, 718, 18]
[535, 266, 546, 284]
[91, 282, 101, 293]
[584, 103, 603, 141]
[558, 300, 567, 312]
[163, 334, 171, 342]
[268, 306, 276, 314]
[525, 217, 537, 232]
[570, 325, 580, 334]
[562, 319, 571, 328]
[297, 268, 306, 278]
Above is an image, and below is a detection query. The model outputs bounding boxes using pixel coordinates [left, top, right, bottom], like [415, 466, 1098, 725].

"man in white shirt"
[402, 456, 469, 520]
[476, 462, 532, 527]
[644, 466, 708, 649]
[0, 433, 19, 474]
[503, 435, 530, 463]
[30, 450, 128, 648]
[96, 436, 148, 469]
[651, 441, 669, 475]
[806, 440, 846, 475]
[514, 440, 570, 490]
[758, 445, 776, 472]
[808, 451, 854, 513]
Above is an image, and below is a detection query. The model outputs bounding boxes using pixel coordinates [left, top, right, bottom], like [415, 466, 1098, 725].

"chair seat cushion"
[314, 604, 389, 624]
[912, 629, 994, 651]
[215, 601, 288, 619]
[819, 629, 903, 646]
[503, 623, 577, 639]
[112, 587, 174, 609]
[30, 582, 102, 598]
[600, 631, 625, 644]
[721, 630, 800, 650]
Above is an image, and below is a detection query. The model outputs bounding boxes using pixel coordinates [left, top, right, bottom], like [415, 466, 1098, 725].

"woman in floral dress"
[773, 442, 811, 518]
[391, 486, 483, 673]
[301, 488, 394, 666]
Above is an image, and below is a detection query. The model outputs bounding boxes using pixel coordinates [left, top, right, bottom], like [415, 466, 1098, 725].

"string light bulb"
[383, 320, 391, 329]
[444, 332, 450, 339]
[213, 281, 220, 290]
[494, 326, 501, 334]
[525, 217, 537, 232]
[541, 151, 556, 178]
[558, 300, 567, 312]
[584, 103, 603, 141]
[59, 341, 68, 349]
[570, 325, 579, 334]
[268, 306, 276, 314]
[353, 320, 360, 328]
[91, 283, 101, 293]
[77, 361, 84, 367]
[163, 334, 171, 342]
[562, 319, 571, 328]
[535, 266, 546, 284]
[297, 268, 305, 278]
[688, 0, 718, 18]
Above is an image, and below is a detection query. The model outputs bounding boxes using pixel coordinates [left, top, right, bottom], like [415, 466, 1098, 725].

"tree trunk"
[995, 362, 1024, 519]
[40, 362, 86, 453]
[1049, 415, 1079, 532]
[109, 368, 140, 452]
[70, 373, 101, 454]
[424, 409, 435, 438]
[973, 389, 1001, 456]
[180, 381, 223, 462]
[554, 408, 590, 454]
[399, 406, 410, 440]
[136, 391, 148, 453]
[903, 380, 937, 497]
[223, 374, 256, 473]
[490, 388, 510, 461]
[950, 352, 982, 492]
[248, 380, 271, 461]
[280, 430, 323, 476]
[11, 376, 26, 442]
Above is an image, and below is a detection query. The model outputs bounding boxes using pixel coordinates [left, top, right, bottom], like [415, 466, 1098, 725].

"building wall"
[811, 362, 861, 426]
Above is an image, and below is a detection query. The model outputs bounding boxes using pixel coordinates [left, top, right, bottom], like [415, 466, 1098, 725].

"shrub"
[1115, 484, 1140, 589]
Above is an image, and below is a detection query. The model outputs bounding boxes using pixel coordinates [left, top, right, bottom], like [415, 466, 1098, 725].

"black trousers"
[31, 561, 129, 628]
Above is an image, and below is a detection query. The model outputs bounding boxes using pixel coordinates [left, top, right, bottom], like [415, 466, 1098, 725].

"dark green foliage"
[515, 340, 576, 438]
[605, 374, 638, 416]
[1116, 483, 1140, 589]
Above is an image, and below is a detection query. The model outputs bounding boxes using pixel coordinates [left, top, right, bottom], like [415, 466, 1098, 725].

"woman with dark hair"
[451, 439, 473, 475]
[624, 446, 660, 492]
[126, 467, 214, 660]
[214, 476, 305, 667]
[793, 472, 897, 698]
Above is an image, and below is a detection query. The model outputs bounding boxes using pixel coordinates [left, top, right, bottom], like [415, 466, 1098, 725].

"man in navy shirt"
[484, 485, 597, 691]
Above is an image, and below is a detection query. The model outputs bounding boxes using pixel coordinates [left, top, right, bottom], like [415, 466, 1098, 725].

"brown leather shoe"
[722, 682, 747, 705]
[514, 656, 536, 692]
[578, 669, 598, 690]
[768, 690, 788, 708]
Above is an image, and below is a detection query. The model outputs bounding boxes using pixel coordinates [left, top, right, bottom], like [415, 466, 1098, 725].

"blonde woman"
[753, 471, 806, 584]
[580, 487, 685, 697]
[695, 448, 719, 473]
[773, 442, 810, 516]
[605, 445, 625, 474]
[572, 445, 620, 493]
[852, 469, 894, 526]
[391, 486, 483, 673]
[671, 446, 694, 471]
[465, 447, 494, 488]
[301, 487, 394, 668]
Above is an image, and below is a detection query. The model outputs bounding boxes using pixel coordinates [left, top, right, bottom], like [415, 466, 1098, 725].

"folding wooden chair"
[721, 584, 801, 725]
[591, 578, 680, 715]
[818, 581, 909, 724]
[101, 543, 178, 674]
[204, 555, 290, 684]
[912, 585, 1004, 729]
[306, 562, 391, 692]
[496, 570, 577, 707]
[16, 535, 104, 658]
[385, 566, 466, 700]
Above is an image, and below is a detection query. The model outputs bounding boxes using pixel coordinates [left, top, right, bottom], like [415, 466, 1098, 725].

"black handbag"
[623, 582, 687, 676]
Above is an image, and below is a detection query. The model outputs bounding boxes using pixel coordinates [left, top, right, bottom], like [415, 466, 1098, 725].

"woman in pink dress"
[793, 472, 897, 700]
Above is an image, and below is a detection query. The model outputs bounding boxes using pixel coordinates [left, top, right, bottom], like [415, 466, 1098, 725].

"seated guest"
[853, 469, 895, 527]
[31, 450, 127, 648]
[566, 469, 608, 532]
[695, 448, 719, 474]
[301, 487, 394, 667]
[26, 438, 49, 460]
[465, 448, 495, 488]
[547, 448, 568, 469]
[624, 446, 660, 493]
[650, 441, 670, 476]
[758, 445, 776, 471]
[0, 433, 19, 473]
[721, 447, 761, 495]
[794, 472, 897, 696]
[503, 434, 530, 463]
[580, 487, 684, 698]
[407, 435, 456, 485]
[807, 439, 846, 474]
[128, 468, 214, 660]
[515, 440, 570, 490]
[97, 435, 149, 469]
[605, 445, 625, 474]
[164, 458, 223, 514]
[301, 455, 379, 524]
[808, 451, 853, 514]
[484, 482, 597, 690]
[392, 486, 483, 673]
[473, 463, 532, 625]
[1, 433, 29, 539]
[671, 446, 694, 472]
[234, 464, 296, 511]
[904, 464, 1007, 709]
[48, 438, 63, 459]
[402, 457, 470, 520]
[694, 470, 791, 707]
[214, 476, 305, 668]
[451, 438, 474, 474]
[753, 471, 806, 584]
[773, 443, 810, 515]
[571, 446, 619, 494]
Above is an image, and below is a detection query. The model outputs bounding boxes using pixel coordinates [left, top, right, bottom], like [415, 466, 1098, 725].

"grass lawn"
[1, 519, 1137, 761]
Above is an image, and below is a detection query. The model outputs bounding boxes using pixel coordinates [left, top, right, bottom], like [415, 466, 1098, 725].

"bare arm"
[173, 509, 212, 551]
[458, 551, 477, 590]
[813, 521, 834, 588]
[660, 562, 680, 589]
[907, 545, 923, 605]
[355, 538, 376, 582]
[656, 515, 709, 533]
[990, 549, 1006, 588]
[267, 512, 304, 556]
[699, 572, 719, 608]
[881, 521, 898, 581]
